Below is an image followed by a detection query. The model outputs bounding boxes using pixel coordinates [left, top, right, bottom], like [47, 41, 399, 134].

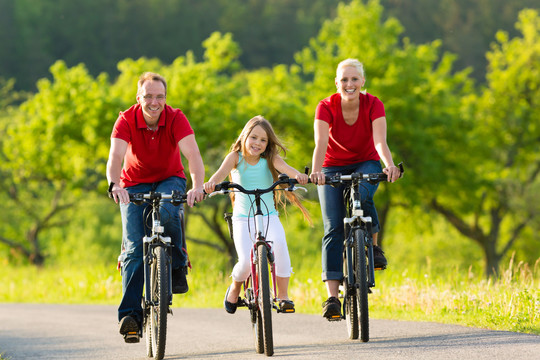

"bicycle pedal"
[327, 315, 342, 322]
[280, 308, 295, 314]
[123, 332, 140, 343]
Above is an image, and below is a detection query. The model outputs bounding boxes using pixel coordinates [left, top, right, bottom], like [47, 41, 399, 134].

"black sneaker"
[322, 296, 341, 320]
[172, 267, 188, 294]
[373, 245, 387, 268]
[119, 315, 140, 343]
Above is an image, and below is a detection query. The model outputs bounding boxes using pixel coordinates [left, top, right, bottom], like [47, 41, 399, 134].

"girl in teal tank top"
[204, 115, 311, 314]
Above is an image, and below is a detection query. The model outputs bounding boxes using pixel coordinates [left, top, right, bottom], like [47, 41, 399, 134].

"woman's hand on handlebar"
[383, 165, 401, 183]
[310, 171, 326, 185]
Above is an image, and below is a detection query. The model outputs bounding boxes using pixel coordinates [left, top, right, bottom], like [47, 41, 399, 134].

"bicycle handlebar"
[325, 162, 405, 185]
[208, 173, 309, 197]
[128, 190, 187, 206]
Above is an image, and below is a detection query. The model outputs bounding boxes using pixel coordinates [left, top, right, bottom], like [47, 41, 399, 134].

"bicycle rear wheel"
[354, 229, 369, 342]
[150, 246, 169, 359]
[257, 243, 274, 356]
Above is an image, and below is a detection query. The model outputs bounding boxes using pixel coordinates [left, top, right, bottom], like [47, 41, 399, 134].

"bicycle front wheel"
[257, 243, 274, 356]
[344, 245, 359, 339]
[354, 229, 369, 342]
[150, 246, 169, 359]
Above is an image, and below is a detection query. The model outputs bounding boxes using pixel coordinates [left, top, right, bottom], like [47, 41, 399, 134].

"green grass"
[2, 254, 538, 335]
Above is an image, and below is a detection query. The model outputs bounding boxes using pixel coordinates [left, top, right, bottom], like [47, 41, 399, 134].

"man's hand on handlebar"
[186, 186, 205, 207]
[109, 184, 130, 205]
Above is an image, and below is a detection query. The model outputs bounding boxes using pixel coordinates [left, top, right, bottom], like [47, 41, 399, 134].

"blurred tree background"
[0, 0, 539, 278]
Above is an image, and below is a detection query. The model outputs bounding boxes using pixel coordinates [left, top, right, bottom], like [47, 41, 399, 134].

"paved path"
[0, 304, 538, 359]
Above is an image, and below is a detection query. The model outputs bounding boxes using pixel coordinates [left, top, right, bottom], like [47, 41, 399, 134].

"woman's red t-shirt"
[315, 92, 385, 167]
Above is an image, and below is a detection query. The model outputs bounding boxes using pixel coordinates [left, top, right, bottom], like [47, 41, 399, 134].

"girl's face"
[244, 125, 268, 158]
[335, 66, 365, 101]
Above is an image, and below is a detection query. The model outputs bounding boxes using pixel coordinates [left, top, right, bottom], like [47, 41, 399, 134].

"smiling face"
[244, 125, 269, 159]
[335, 65, 365, 102]
[136, 79, 166, 126]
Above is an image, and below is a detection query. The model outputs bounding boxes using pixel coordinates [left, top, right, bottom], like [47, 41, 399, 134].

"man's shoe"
[172, 267, 188, 294]
[119, 315, 140, 343]
[224, 286, 238, 314]
[373, 245, 388, 269]
[322, 296, 341, 320]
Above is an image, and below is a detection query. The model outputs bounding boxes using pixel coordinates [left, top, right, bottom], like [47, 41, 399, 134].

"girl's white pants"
[231, 214, 292, 281]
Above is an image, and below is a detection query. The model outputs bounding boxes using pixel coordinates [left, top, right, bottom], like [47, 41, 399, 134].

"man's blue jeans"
[318, 160, 382, 282]
[118, 176, 187, 323]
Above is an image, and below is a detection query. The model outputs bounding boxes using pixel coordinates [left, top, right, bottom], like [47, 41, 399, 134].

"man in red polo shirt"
[106, 72, 205, 342]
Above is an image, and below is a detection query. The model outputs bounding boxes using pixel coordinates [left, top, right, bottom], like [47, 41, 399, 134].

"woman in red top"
[310, 59, 401, 319]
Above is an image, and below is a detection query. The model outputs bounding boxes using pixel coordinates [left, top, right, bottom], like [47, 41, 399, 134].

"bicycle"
[208, 174, 306, 357]
[123, 190, 187, 360]
[324, 163, 404, 342]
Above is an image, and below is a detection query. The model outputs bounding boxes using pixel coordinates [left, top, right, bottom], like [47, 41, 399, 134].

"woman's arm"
[372, 117, 400, 182]
[203, 152, 239, 193]
[310, 119, 330, 185]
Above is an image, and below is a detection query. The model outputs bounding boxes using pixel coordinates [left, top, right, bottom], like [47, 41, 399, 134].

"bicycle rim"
[257, 244, 274, 356]
[151, 246, 169, 359]
[354, 229, 369, 342]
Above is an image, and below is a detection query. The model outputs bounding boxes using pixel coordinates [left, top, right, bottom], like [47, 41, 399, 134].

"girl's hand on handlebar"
[383, 165, 401, 183]
[203, 181, 216, 194]
[295, 173, 309, 185]
[310, 171, 326, 185]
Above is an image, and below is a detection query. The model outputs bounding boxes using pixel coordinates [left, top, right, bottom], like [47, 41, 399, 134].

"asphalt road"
[0, 304, 538, 359]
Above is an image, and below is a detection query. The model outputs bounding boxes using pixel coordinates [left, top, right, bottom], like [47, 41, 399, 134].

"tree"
[0, 61, 120, 264]
[432, 9, 540, 276]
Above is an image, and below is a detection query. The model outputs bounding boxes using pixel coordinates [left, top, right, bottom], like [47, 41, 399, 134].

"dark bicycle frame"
[325, 162, 404, 341]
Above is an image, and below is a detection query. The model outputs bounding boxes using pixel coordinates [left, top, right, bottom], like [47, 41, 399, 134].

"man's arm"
[178, 134, 205, 207]
[106, 138, 129, 204]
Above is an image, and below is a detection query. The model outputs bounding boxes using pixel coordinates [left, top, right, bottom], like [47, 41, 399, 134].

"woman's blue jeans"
[318, 160, 382, 282]
[117, 176, 187, 324]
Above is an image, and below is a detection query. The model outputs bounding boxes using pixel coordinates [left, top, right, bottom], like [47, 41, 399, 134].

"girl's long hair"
[230, 115, 311, 225]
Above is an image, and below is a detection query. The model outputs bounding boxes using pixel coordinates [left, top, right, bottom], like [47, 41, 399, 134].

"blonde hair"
[230, 115, 311, 224]
[336, 58, 365, 79]
[137, 72, 167, 95]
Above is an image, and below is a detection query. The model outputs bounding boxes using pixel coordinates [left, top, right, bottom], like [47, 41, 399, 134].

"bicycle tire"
[150, 246, 169, 359]
[344, 247, 359, 339]
[354, 229, 369, 342]
[257, 243, 274, 356]
[144, 298, 153, 358]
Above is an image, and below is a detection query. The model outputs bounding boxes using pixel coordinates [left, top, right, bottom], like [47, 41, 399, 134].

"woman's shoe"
[223, 286, 238, 314]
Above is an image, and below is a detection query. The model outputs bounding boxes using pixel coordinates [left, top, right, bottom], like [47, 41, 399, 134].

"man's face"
[136, 80, 166, 124]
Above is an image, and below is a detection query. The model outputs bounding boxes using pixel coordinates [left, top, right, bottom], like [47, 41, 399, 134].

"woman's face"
[244, 125, 268, 158]
[335, 66, 365, 101]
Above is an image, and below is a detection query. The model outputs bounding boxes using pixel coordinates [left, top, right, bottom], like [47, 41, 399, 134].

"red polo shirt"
[315, 92, 385, 167]
[111, 104, 194, 187]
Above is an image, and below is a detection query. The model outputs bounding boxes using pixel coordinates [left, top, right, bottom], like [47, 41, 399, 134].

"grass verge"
[2, 256, 538, 335]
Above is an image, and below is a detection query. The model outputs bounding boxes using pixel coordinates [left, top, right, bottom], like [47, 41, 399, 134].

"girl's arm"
[273, 156, 309, 185]
[203, 152, 239, 193]
[372, 117, 400, 183]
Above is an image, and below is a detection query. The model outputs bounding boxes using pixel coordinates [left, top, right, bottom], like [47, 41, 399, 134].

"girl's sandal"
[278, 299, 295, 313]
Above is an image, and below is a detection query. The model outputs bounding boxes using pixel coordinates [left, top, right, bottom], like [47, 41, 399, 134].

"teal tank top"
[231, 154, 277, 217]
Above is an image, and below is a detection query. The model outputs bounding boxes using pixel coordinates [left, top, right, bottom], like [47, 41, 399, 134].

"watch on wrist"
[108, 182, 115, 192]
